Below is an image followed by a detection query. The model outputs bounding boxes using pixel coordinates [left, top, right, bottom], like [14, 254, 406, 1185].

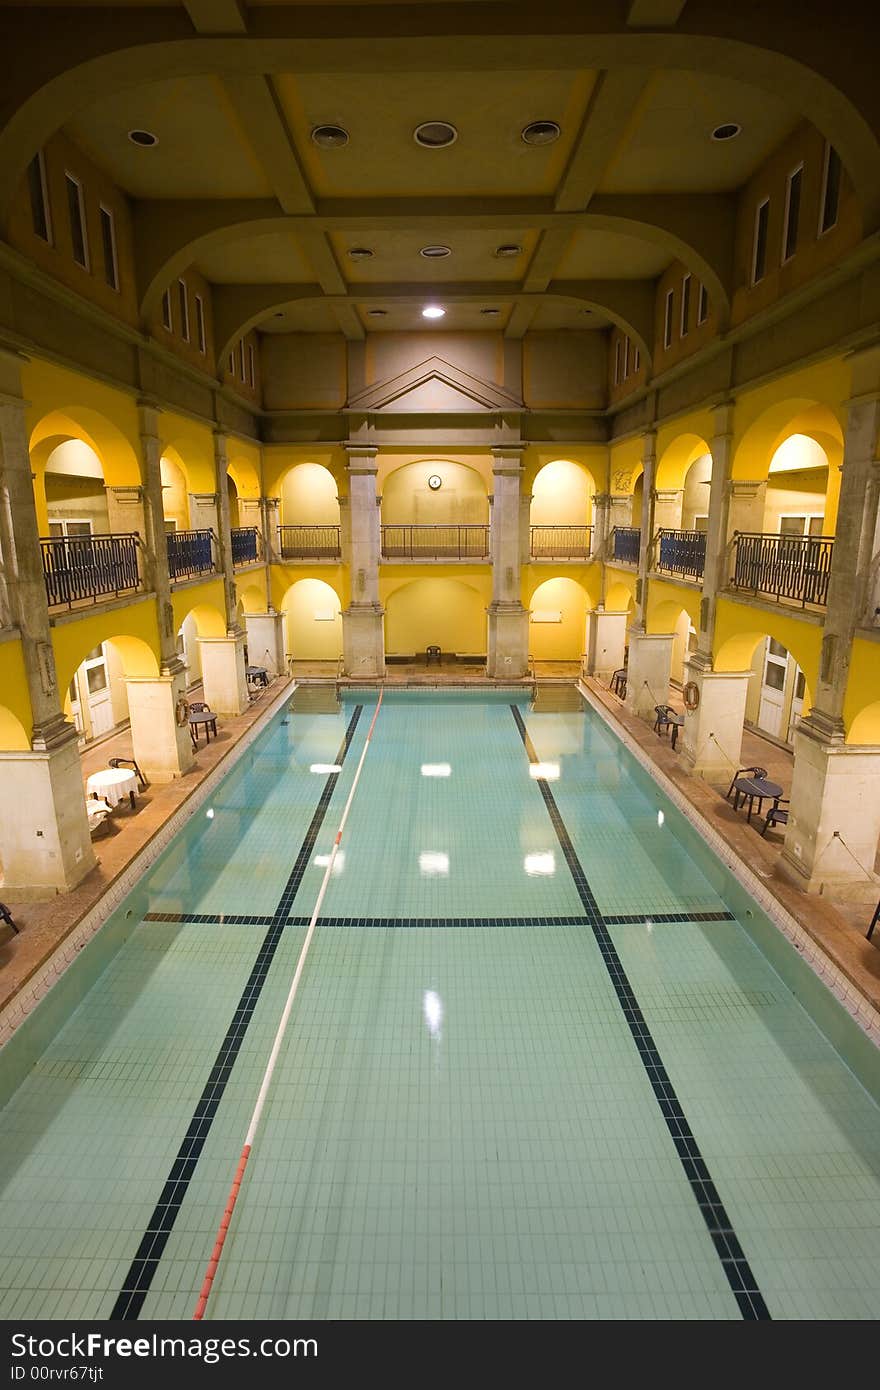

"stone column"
[487, 445, 529, 677]
[341, 445, 385, 677]
[625, 430, 671, 719]
[0, 346, 94, 893]
[652, 487, 683, 532]
[196, 432, 248, 717]
[130, 400, 194, 782]
[583, 609, 628, 682]
[105, 485, 147, 552]
[243, 611, 286, 675]
[680, 401, 752, 778]
[781, 356, 880, 893]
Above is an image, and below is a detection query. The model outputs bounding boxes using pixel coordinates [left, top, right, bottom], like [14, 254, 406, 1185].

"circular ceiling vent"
[419, 244, 452, 259]
[311, 124, 350, 148]
[413, 121, 458, 149]
[480, 308, 501, 317]
[367, 308, 387, 318]
[711, 123, 741, 142]
[347, 246, 374, 261]
[521, 120, 561, 146]
[494, 243, 523, 258]
[128, 129, 158, 147]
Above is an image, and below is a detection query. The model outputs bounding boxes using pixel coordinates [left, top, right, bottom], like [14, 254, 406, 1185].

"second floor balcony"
[655, 528, 707, 582]
[611, 526, 641, 565]
[278, 524, 342, 560]
[381, 524, 490, 560]
[231, 526, 260, 567]
[530, 525, 593, 560]
[730, 531, 834, 609]
[167, 528, 215, 582]
[41, 532, 142, 610]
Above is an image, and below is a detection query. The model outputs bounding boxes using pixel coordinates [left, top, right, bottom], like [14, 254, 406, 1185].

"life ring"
[683, 681, 700, 712]
[175, 696, 190, 727]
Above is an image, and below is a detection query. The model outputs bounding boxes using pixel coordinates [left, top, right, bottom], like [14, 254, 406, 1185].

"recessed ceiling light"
[494, 244, 523, 258]
[413, 121, 458, 149]
[347, 246, 374, 261]
[273, 312, 284, 318]
[311, 124, 350, 148]
[128, 129, 158, 147]
[521, 120, 561, 146]
[367, 308, 387, 318]
[422, 305, 446, 320]
[480, 308, 501, 317]
[419, 244, 451, 259]
[711, 123, 741, 142]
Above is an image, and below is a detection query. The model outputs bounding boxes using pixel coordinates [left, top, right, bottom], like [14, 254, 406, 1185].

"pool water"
[0, 689, 878, 1320]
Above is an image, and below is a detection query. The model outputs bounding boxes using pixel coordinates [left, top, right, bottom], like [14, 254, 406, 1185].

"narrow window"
[99, 205, 118, 290]
[633, 345, 640, 372]
[239, 339, 246, 381]
[622, 337, 630, 379]
[752, 198, 769, 285]
[195, 294, 206, 353]
[161, 288, 173, 332]
[819, 143, 841, 234]
[65, 173, 89, 270]
[248, 343, 256, 388]
[680, 273, 691, 337]
[28, 151, 51, 243]
[697, 282, 709, 325]
[228, 352, 235, 375]
[177, 280, 189, 342]
[663, 289, 674, 348]
[614, 338, 621, 385]
[782, 165, 803, 263]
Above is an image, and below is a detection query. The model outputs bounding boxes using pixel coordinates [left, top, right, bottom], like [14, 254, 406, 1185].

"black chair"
[0, 902, 18, 933]
[867, 900, 880, 942]
[189, 701, 210, 713]
[725, 766, 768, 801]
[761, 798, 789, 837]
[108, 755, 148, 789]
[610, 668, 627, 697]
[653, 705, 677, 737]
[426, 645, 441, 667]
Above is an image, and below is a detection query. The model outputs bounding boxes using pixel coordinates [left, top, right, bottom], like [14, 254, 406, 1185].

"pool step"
[531, 684, 585, 713]
[288, 685, 341, 714]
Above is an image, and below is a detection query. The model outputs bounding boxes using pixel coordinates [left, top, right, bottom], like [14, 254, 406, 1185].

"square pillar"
[198, 633, 249, 715]
[780, 724, 880, 896]
[488, 444, 528, 678]
[0, 735, 95, 899]
[679, 657, 751, 782]
[487, 603, 529, 679]
[244, 611, 286, 676]
[584, 608, 627, 682]
[126, 671, 195, 782]
[342, 604, 385, 678]
[624, 630, 674, 721]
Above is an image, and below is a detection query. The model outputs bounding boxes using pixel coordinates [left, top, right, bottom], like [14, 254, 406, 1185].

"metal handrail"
[655, 527, 707, 581]
[381, 524, 490, 559]
[530, 525, 593, 559]
[40, 532, 141, 609]
[231, 526, 260, 567]
[730, 531, 834, 608]
[167, 528, 215, 581]
[278, 524, 342, 559]
[610, 526, 641, 565]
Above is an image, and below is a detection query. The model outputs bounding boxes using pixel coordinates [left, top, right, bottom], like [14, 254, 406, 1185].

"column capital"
[652, 487, 682, 503]
[189, 491, 218, 506]
[727, 477, 765, 498]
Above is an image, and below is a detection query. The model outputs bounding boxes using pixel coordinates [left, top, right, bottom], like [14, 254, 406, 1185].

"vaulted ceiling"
[2, 0, 878, 366]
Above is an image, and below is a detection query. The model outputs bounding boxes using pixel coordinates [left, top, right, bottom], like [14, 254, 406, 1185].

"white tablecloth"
[86, 767, 138, 808]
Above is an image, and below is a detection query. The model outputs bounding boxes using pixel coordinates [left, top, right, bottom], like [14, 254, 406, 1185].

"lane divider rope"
[193, 686, 385, 1320]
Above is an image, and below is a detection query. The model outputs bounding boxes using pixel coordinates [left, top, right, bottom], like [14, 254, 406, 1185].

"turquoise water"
[0, 689, 878, 1320]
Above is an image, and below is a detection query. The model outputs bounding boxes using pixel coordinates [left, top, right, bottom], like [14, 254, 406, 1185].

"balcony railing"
[278, 524, 342, 559]
[167, 528, 215, 581]
[41, 532, 141, 610]
[381, 524, 490, 560]
[231, 526, 260, 567]
[530, 525, 593, 560]
[656, 528, 707, 581]
[730, 531, 834, 608]
[611, 526, 641, 565]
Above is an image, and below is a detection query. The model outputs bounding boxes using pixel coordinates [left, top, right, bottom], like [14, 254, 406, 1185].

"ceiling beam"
[554, 69, 653, 213]
[183, 0, 247, 35]
[221, 75, 314, 215]
[521, 228, 574, 295]
[503, 301, 539, 340]
[627, 1, 688, 26]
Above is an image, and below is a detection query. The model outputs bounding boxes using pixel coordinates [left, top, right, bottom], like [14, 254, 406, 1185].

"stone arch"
[56, 630, 159, 744]
[848, 700, 880, 746]
[0, 703, 30, 752]
[655, 433, 713, 492]
[172, 599, 227, 639]
[529, 459, 595, 529]
[159, 431, 216, 495]
[381, 459, 488, 528]
[732, 399, 844, 482]
[237, 582, 265, 615]
[384, 577, 486, 657]
[226, 453, 261, 501]
[528, 576, 592, 662]
[714, 621, 817, 693]
[604, 579, 636, 613]
[278, 461, 341, 528]
[30, 407, 142, 533]
[280, 577, 343, 660]
[29, 406, 141, 488]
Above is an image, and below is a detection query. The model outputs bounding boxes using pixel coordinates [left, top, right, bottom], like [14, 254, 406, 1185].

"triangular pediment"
[347, 356, 522, 413]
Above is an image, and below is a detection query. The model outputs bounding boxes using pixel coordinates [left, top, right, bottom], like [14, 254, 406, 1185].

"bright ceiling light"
[422, 305, 446, 319]
[421, 763, 452, 778]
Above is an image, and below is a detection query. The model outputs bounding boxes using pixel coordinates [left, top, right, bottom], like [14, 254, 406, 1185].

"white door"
[787, 665, 806, 743]
[758, 637, 788, 737]
[82, 645, 114, 737]
[67, 677, 85, 738]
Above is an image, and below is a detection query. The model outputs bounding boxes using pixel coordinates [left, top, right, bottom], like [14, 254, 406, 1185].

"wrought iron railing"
[278, 524, 342, 559]
[167, 528, 215, 581]
[730, 531, 834, 608]
[655, 528, 707, 581]
[381, 524, 490, 559]
[231, 526, 260, 566]
[611, 526, 641, 565]
[41, 532, 141, 609]
[530, 525, 593, 559]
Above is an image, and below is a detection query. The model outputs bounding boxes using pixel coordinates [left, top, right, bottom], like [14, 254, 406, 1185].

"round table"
[86, 766, 138, 811]
[733, 775, 783, 823]
[246, 665, 269, 688]
[189, 710, 218, 746]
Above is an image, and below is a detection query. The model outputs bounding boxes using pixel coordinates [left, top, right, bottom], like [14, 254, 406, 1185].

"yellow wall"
[646, 577, 701, 635]
[382, 460, 488, 526]
[844, 638, 880, 743]
[530, 459, 593, 527]
[281, 578, 343, 659]
[0, 641, 34, 749]
[712, 595, 821, 703]
[50, 603, 160, 703]
[383, 576, 489, 656]
[171, 580, 227, 638]
[160, 454, 190, 529]
[528, 577, 589, 660]
[280, 463, 340, 526]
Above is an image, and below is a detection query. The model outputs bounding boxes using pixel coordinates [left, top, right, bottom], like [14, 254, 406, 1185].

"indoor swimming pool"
[0, 687, 878, 1320]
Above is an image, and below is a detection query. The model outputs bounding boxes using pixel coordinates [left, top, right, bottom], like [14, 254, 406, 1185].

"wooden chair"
[761, 798, 789, 837]
[725, 766, 768, 801]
